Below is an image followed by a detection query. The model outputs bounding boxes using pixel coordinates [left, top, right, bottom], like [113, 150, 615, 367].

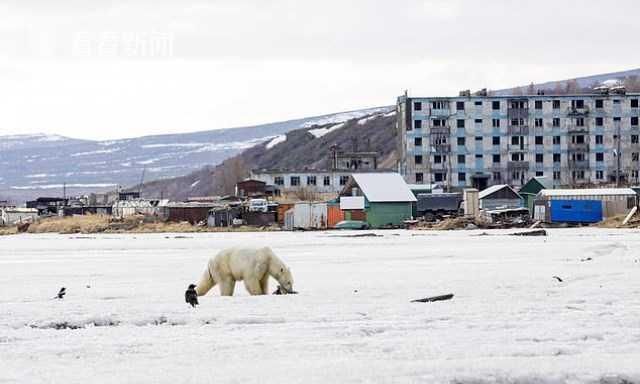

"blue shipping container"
[550, 199, 603, 223]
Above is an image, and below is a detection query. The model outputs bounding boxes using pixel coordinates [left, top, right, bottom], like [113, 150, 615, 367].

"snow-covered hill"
[0, 107, 390, 198]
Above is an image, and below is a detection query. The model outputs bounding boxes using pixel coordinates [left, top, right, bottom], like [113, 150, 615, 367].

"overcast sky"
[1, 0, 639, 140]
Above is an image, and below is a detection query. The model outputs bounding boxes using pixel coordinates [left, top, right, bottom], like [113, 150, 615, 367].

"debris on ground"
[411, 293, 454, 303]
[328, 233, 382, 238]
[510, 229, 547, 237]
[273, 285, 298, 295]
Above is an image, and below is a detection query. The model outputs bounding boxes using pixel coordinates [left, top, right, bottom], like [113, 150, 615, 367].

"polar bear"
[194, 247, 294, 296]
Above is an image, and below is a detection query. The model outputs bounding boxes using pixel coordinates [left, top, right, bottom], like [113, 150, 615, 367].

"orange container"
[327, 205, 345, 228]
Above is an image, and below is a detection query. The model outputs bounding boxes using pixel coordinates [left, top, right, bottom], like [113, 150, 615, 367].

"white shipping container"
[293, 202, 327, 229]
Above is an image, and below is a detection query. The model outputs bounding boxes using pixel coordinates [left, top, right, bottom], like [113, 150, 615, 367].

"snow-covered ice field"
[1, 229, 640, 383]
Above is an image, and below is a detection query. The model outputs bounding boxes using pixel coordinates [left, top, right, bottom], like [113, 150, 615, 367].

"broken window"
[536, 171, 544, 177]
[553, 118, 560, 127]
[596, 135, 603, 144]
[457, 154, 466, 164]
[596, 117, 603, 126]
[553, 171, 561, 180]
[553, 136, 560, 145]
[632, 135, 639, 144]
[535, 136, 543, 145]
[492, 119, 500, 128]
[475, 136, 482, 142]
[475, 119, 482, 124]
[492, 136, 500, 145]
[414, 101, 422, 111]
[491, 101, 500, 110]
[274, 176, 284, 186]
[535, 100, 543, 109]
[434, 155, 442, 164]
[432, 101, 448, 109]
[475, 154, 483, 159]
[434, 172, 446, 182]
[492, 172, 501, 181]
[415, 173, 423, 183]
[632, 117, 639, 126]
[632, 99, 639, 108]
[307, 176, 317, 186]
[414, 120, 422, 129]
[323, 176, 330, 186]
[553, 153, 561, 163]
[475, 101, 482, 106]
[339, 176, 349, 185]
[511, 136, 520, 145]
[290, 176, 300, 186]
[536, 154, 543, 163]
[457, 119, 465, 128]
[596, 170, 603, 180]
[576, 117, 585, 127]
[493, 154, 500, 163]
[414, 137, 422, 146]
[535, 118, 543, 127]
[456, 101, 465, 111]
[458, 172, 466, 182]
[414, 155, 423, 164]
[572, 99, 584, 109]
[457, 137, 465, 146]
[596, 153, 604, 162]
[633, 153, 640, 162]
[595, 99, 604, 108]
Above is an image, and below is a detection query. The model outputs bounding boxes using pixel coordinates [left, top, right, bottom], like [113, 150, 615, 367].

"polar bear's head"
[277, 266, 294, 293]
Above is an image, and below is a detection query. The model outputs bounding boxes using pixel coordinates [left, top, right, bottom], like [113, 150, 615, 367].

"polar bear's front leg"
[260, 275, 269, 295]
[219, 279, 235, 296]
[244, 278, 264, 295]
[195, 266, 216, 296]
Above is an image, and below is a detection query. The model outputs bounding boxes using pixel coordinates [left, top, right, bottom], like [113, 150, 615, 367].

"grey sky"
[1, 0, 639, 140]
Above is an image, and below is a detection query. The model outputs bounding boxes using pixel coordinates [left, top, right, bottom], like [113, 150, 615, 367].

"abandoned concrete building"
[251, 144, 384, 195]
[397, 91, 640, 189]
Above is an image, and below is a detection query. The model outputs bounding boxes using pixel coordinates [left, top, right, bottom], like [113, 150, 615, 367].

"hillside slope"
[138, 108, 397, 199]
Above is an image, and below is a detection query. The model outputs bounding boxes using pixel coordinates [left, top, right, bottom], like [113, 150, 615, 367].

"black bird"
[185, 284, 199, 308]
[55, 287, 66, 299]
[552, 276, 563, 283]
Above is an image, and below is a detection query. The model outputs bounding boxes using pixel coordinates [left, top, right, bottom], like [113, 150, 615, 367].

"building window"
[553, 100, 560, 109]
[339, 176, 349, 186]
[633, 135, 639, 144]
[632, 117, 639, 126]
[475, 136, 482, 142]
[553, 153, 561, 163]
[552, 118, 560, 127]
[307, 176, 317, 186]
[595, 135, 603, 144]
[415, 173, 423, 183]
[553, 171, 561, 180]
[535, 136, 543, 145]
[632, 99, 639, 108]
[553, 136, 560, 145]
[414, 137, 422, 146]
[492, 119, 500, 128]
[432, 101, 448, 109]
[511, 136, 520, 145]
[492, 172, 501, 181]
[493, 154, 500, 163]
[457, 119, 465, 128]
[414, 155, 423, 164]
[457, 137, 465, 146]
[614, 117, 621, 123]
[475, 119, 482, 124]
[633, 153, 640, 162]
[457, 154, 466, 164]
[475, 154, 483, 159]
[492, 101, 500, 110]
[434, 172, 446, 182]
[323, 176, 330, 186]
[572, 100, 585, 109]
[492, 136, 500, 145]
[595, 117, 603, 126]
[595, 99, 604, 109]
[535, 100, 543, 110]
[596, 152, 604, 162]
[456, 101, 465, 111]
[536, 154, 543, 163]
[613, 99, 621, 104]
[536, 171, 544, 177]
[290, 176, 300, 186]
[274, 176, 284, 186]
[414, 120, 422, 129]
[458, 172, 466, 182]
[576, 117, 585, 127]
[474, 101, 482, 106]
[434, 155, 442, 164]
[596, 170, 603, 180]
[535, 118, 543, 127]
[414, 101, 422, 111]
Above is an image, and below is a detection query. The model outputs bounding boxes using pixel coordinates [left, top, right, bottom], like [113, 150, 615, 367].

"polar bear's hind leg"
[219, 279, 235, 296]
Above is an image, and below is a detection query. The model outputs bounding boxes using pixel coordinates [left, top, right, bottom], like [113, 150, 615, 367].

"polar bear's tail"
[194, 259, 216, 296]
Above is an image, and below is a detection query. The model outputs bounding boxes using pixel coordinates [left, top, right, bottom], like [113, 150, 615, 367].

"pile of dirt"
[28, 215, 111, 234]
[597, 213, 640, 228]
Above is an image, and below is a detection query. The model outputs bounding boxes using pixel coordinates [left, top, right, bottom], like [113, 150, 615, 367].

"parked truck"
[416, 193, 463, 221]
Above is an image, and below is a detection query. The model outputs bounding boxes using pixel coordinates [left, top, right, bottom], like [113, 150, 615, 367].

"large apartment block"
[397, 92, 640, 189]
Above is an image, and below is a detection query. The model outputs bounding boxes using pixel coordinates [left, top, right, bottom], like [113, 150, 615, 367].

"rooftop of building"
[399, 93, 640, 101]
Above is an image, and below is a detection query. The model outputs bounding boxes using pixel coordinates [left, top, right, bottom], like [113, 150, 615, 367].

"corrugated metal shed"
[549, 200, 603, 223]
[539, 188, 636, 198]
[292, 202, 327, 229]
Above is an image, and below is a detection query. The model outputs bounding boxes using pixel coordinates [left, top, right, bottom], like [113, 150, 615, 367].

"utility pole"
[616, 119, 621, 187]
